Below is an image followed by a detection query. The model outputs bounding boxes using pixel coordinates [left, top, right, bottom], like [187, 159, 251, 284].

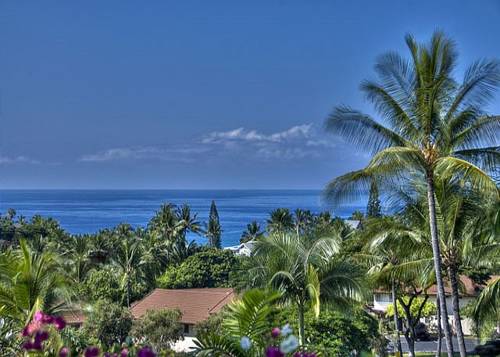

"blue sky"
[1, 0, 499, 189]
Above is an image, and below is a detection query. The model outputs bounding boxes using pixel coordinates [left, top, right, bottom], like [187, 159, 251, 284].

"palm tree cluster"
[324, 31, 500, 356]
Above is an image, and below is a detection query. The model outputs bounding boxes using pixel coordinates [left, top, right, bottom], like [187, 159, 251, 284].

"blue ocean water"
[0, 190, 364, 247]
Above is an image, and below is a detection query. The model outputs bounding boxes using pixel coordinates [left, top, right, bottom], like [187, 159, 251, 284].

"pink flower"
[59, 347, 70, 357]
[33, 311, 44, 322]
[22, 321, 41, 337]
[53, 316, 66, 330]
[271, 327, 281, 338]
[120, 348, 129, 357]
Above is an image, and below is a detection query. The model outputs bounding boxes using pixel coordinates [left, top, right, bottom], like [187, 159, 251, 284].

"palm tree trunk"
[297, 301, 305, 346]
[426, 172, 454, 357]
[436, 296, 442, 357]
[448, 266, 467, 357]
[392, 280, 403, 356]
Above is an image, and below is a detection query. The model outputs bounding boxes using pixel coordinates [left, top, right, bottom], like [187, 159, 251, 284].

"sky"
[0, 0, 499, 189]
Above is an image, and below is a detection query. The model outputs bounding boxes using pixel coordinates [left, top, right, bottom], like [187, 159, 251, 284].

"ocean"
[0, 190, 365, 247]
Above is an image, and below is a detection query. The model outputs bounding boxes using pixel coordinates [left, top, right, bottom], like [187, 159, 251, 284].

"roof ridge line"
[208, 289, 235, 314]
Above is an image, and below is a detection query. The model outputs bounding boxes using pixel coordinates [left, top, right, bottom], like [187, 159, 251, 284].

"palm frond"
[325, 106, 407, 153]
[436, 156, 499, 197]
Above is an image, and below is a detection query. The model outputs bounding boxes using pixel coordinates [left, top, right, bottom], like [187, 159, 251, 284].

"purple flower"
[84, 346, 100, 357]
[265, 346, 284, 357]
[271, 327, 281, 338]
[23, 339, 42, 351]
[53, 316, 66, 330]
[42, 314, 54, 324]
[120, 348, 129, 357]
[59, 347, 70, 357]
[138, 347, 156, 357]
[34, 330, 49, 344]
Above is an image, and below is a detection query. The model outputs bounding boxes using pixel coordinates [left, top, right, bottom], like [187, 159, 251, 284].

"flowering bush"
[21, 311, 318, 356]
[238, 324, 317, 357]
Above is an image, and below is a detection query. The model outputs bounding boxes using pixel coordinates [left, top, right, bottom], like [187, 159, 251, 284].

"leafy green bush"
[80, 267, 123, 304]
[83, 300, 133, 348]
[156, 248, 237, 288]
[305, 308, 380, 356]
[386, 296, 436, 318]
[195, 312, 224, 339]
[131, 309, 183, 351]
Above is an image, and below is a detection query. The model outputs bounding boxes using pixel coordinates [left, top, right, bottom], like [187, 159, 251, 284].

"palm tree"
[472, 277, 500, 335]
[176, 204, 202, 238]
[194, 289, 281, 357]
[61, 235, 93, 284]
[111, 226, 147, 307]
[435, 186, 499, 355]
[370, 180, 499, 356]
[0, 240, 70, 327]
[266, 208, 294, 234]
[240, 221, 264, 243]
[324, 31, 500, 356]
[293, 209, 314, 236]
[149, 204, 186, 243]
[249, 233, 366, 345]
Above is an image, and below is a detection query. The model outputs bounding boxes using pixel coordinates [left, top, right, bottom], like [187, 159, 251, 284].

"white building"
[372, 275, 496, 335]
[225, 240, 255, 256]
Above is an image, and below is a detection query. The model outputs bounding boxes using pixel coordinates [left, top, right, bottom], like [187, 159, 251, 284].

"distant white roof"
[224, 240, 255, 256]
[345, 220, 361, 229]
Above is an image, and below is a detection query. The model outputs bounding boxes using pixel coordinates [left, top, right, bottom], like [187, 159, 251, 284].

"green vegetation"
[0, 31, 498, 356]
[157, 248, 237, 288]
[131, 309, 183, 351]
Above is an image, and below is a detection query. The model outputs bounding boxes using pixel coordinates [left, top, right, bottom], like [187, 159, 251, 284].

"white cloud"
[202, 124, 313, 144]
[80, 124, 337, 163]
[0, 155, 40, 165]
[80, 146, 209, 163]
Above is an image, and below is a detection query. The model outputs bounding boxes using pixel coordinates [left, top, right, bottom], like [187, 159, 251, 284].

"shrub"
[83, 300, 133, 348]
[131, 309, 183, 351]
[156, 248, 237, 288]
[80, 267, 122, 304]
[305, 308, 379, 356]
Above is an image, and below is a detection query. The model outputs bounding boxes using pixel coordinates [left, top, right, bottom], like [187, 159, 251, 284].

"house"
[372, 275, 497, 335]
[130, 288, 236, 352]
[225, 240, 255, 256]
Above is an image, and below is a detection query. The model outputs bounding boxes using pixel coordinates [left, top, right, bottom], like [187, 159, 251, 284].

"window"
[184, 324, 190, 334]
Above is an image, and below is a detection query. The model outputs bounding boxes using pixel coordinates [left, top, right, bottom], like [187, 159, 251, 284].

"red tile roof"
[130, 288, 235, 324]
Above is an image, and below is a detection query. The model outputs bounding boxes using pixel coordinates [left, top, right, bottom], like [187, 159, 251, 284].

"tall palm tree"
[61, 235, 93, 284]
[371, 180, 499, 356]
[0, 240, 70, 327]
[266, 208, 294, 234]
[293, 209, 314, 236]
[249, 233, 366, 345]
[240, 221, 264, 243]
[111, 227, 147, 307]
[324, 32, 500, 356]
